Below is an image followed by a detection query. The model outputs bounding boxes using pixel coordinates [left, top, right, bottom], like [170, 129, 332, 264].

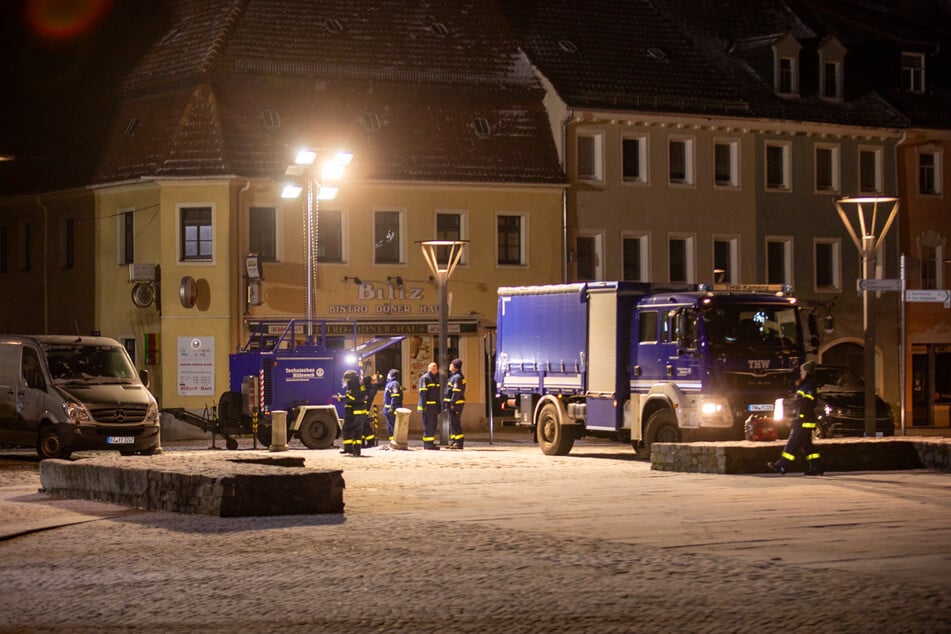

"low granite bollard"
[39, 455, 344, 517]
[651, 437, 951, 474]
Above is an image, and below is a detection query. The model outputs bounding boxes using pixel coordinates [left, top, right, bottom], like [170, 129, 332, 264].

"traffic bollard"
[270, 410, 289, 452]
[391, 407, 411, 450]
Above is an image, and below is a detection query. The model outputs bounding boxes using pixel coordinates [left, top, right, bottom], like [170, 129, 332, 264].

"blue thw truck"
[494, 282, 816, 456]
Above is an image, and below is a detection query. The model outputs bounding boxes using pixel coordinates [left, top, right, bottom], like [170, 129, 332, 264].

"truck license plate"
[107, 436, 135, 445]
[747, 403, 773, 412]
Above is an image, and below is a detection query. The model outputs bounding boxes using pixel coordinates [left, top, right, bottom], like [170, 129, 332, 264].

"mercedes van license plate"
[107, 436, 135, 444]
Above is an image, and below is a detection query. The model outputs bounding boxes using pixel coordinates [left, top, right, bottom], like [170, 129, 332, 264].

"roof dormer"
[772, 33, 801, 97]
[818, 36, 846, 102]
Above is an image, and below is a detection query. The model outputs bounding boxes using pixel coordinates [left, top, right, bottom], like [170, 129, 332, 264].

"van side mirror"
[139, 369, 151, 389]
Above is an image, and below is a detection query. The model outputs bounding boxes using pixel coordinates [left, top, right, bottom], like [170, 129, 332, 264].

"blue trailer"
[495, 282, 816, 456]
[214, 320, 402, 449]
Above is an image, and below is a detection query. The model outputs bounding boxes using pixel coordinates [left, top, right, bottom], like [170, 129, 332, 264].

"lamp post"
[281, 149, 352, 342]
[418, 240, 468, 444]
[833, 196, 899, 437]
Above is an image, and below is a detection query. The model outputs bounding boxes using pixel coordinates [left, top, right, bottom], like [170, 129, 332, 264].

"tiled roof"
[123, 0, 539, 95]
[499, 0, 752, 116]
[95, 0, 564, 186]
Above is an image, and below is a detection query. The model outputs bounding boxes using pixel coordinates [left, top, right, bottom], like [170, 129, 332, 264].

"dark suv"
[811, 365, 895, 438]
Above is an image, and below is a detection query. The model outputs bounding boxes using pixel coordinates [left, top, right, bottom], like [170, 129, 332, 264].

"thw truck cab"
[495, 283, 813, 456]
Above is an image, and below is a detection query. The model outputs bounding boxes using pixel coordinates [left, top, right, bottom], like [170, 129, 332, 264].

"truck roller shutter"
[586, 290, 617, 395]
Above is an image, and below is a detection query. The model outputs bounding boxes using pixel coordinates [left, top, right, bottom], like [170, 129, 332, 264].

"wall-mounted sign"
[179, 276, 198, 308]
[132, 282, 155, 308]
[129, 263, 157, 282]
[177, 336, 215, 396]
[246, 254, 263, 279]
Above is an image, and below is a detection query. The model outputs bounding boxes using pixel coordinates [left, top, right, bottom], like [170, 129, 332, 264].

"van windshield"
[45, 344, 138, 384]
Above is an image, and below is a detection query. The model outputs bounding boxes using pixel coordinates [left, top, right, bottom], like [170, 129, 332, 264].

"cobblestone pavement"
[1, 431, 950, 633]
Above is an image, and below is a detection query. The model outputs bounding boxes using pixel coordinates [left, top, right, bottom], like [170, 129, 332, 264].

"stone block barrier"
[39, 455, 344, 517]
[651, 437, 951, 474]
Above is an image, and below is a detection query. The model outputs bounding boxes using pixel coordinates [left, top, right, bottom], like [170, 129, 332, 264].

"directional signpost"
[857, 278, 902, 292]
[906, 289, 951, 308]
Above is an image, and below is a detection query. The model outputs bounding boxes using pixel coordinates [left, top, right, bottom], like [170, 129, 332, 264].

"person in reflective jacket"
[769, 361, 823, 475]
[444, 358, 466, 449]
[341, 370, 366, 457]
[417, 362, 441, 450]
[382, 369, 403, 442]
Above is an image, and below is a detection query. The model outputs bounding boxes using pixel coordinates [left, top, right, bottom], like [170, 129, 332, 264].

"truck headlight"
[772, 397, 785, 421]
[698, 398, 732, 426]
[146, 401, 160, 424]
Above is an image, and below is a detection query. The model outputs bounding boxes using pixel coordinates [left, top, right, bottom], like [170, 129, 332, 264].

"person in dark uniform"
[445, 358, 466, 450]
[382, 369, 403, 443]
[417, 362, 441, 450]
[362, 369, 381, 448]
[769, 361, 823, 475]
[341, 369, 366, 457]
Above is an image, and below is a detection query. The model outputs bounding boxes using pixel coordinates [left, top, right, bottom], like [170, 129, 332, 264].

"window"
[918, 148, 942, 195]
[815, 143, 840, 193]
[766, 237, 793, 286]
[859, 146, 883, 193]
[918, 232, 945, 290]
[622, 135, 647, 183]
[765, 142, 791, 190]
[436, 211, 465, 265]
[668, 137, 694, 186]
[814, 238, 841, 292]
[374, 210, 403, 264]
[623, 233, 649, 281]
[901, 52, 925, 93]
[317, 209, 343, 263]
[668, 234, 694, 283]
[180, 206, 212, 261]
[0, 226, 6, 273]
[713, 236, 738, 284]
[61, 217, 75, 270]
[714, 140, 739, 188]
[576, 234, 602, 281]
[638, 311, 659, 343]
[577, 132, 603, 181]
[249, 207, 277, 261]
[778, 57, 795, 94]
[497, 214, 525, 266]
[119, 211, 134, 265]
[822, 61, 840, 99]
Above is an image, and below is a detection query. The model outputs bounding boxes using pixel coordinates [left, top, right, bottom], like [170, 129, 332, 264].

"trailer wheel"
[256, 424, 272, 447]
[641, 409, 680, 459]
[299, 412, 337, 450]
[218, 391, 243, 427]
[536, 402, 574, 456]
[37, 428, 71, 460]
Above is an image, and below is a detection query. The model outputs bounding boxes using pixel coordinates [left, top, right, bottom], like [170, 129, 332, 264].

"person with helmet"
[382, 369, 403, 443]
[341, 369, 367, 457]
[445, 358, 466, 449]
[769, 360, 824, 475]
[417, 362, 441, 450]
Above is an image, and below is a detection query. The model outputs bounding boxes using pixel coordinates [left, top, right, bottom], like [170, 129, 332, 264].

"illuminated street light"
[833, 195, 899, 437]
[418, 240, 468, 444]
[282, 147, 351, 341]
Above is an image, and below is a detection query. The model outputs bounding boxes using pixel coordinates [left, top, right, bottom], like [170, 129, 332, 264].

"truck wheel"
[37, 428, 71, 460]
[299, 413, 337, 450]
[642, 409, 679, 459]
[536, 402, 574, 456]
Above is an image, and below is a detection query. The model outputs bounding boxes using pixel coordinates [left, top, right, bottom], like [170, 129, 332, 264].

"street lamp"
[418, 240, 468, 444]
[281, 148, 352, 341]
[833, 195, 899, 437]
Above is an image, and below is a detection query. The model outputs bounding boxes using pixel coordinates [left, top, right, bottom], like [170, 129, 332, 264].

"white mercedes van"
[0, 335, 161, 459]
